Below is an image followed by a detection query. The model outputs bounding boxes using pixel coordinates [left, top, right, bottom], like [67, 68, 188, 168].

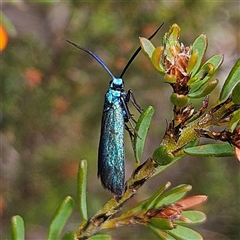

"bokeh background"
[1, 1, 239, 239]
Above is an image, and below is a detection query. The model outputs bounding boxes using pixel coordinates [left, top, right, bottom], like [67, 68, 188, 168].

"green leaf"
[189, 34, 208, 76]
[124, 182, 171, 216]
[47, 196, 74, 240]
[188, 54, 223, 88]
[219, 58, 240, 103]
[140, 37, 156, 59]
[232, 82, 240, 104]
[77, 160, 88, 221]
[149, 225, 176, 240]
[144, 182, 171, 210]
[89, 234, 112, 240]
[167, 225, 203, 240]
[11, 215, 25, 240]
[154, 184, 192, 208]
[134, 106, 154, 164]
[177, 210, 206, 224]
[149, 218, 174, 230]
[229, 109, 240, 132]
[184, 143, 234, 157]
[62, 231, 76, 240]
[188, 79, 218, 98]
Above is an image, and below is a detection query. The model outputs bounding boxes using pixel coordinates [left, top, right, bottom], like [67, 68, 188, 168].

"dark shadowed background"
[1, 1, 240, 239]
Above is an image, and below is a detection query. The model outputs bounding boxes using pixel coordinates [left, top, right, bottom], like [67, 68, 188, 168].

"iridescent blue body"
[66, 22, 163, 197]
[98, 78, 128, 196]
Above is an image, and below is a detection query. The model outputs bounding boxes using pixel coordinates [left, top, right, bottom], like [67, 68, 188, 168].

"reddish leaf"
[175, 195, 208, 210]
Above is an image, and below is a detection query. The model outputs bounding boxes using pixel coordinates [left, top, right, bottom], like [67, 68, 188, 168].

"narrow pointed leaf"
[167, 225, 203, 240]
[134, 106, 154, 164]
[144, 182, 171, 210]
[184, 143, 234, 157]
[11, 215, 25, 240]
[219, 58, 240, 103]
[77, 160, 88, 221]
[154, 184, 192, 208]
[189, 34, 208, 76]
[48, 196, 74, 240]
[123, 182, 171, 216]
[122, 185, 170, 216]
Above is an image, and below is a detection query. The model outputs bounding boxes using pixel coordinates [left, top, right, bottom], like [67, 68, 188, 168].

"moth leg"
[126, 89, 143, 113]
[125, 123, 137, 148]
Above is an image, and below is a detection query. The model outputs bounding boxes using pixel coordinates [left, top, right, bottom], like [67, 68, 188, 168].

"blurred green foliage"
[1, 1, 239, 239]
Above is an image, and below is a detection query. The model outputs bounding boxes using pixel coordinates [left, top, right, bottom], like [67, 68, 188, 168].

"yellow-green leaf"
[47, 196, 74, 240]
[140, 37, 155, 59]
[77, 160, 88, 222]
[151, 46, 165, 72]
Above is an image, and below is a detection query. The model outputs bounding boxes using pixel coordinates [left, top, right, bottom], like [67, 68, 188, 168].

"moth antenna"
[66, 40, 116, 79]
[120, 22, 164, 78]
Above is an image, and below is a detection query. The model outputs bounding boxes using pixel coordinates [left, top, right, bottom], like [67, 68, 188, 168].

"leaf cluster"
[11, 24, 240, 239]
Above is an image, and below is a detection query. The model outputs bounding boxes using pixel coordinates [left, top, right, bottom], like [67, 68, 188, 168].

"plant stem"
[76, 98, 235, 239]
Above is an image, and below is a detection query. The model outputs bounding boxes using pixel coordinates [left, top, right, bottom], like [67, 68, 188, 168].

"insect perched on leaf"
[67, 23, 164, 196]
